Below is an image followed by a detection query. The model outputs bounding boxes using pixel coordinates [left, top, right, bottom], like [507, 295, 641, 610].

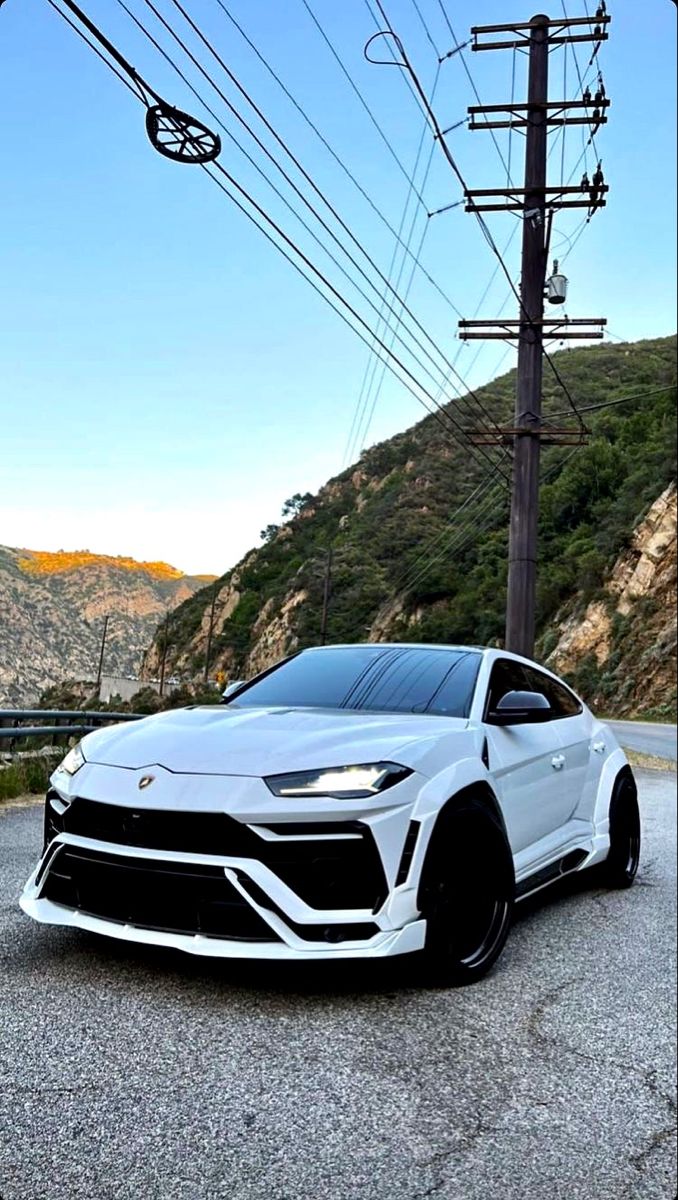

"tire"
[599, 771, 641, 889]
[416, 794, 515, 987]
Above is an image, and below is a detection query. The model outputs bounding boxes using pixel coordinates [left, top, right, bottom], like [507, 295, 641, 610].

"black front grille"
[42, 846, 278, 941]
[47, 795, 387, 911]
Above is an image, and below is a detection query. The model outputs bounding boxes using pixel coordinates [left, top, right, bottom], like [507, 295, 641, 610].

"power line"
[353, 159, 434, 460]
[120, 0, 468, 412]
[142, 0, 502, 441]
[395, 476, 510, 597]
[200, 159, 511, 480]
[544, 385, 676, 420]
[362, 0, 433, 122]
[299, 0, 428, 208]
[391, 472, 505, 594]
[346, 64, 442, 466]
[432, 0, 514, 184]
[394, 442, 581, 598]
[45, 0, 142, 98]
[99, 2, 508, 470]
[131, 0, 505, 448]
[212, 0, 463, 320]
[47, 0, 499, 473]
[407, 0, 440, 56]
[393, 31, 588, 437]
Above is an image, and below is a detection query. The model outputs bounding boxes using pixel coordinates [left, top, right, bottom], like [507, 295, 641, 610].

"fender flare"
[407, 759, 511, 894]
[592, 748, 633, 836]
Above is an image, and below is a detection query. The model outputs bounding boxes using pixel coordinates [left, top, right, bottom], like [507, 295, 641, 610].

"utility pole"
[159, 613, 171, 698]
[506, 14, 549, 658]
[458, 9, 611, 658]
[95, 615, 109, 691]
[320, 547, 333, 645]
[203, 582, 219, 686]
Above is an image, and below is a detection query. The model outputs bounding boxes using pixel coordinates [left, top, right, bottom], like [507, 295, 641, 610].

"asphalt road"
[0, 773, 676, 1200]
[608, 720, 677, 763]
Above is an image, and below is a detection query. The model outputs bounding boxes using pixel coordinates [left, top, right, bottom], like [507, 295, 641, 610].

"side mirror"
[487, 690, 552, 726]
[223, 680, 246, 698]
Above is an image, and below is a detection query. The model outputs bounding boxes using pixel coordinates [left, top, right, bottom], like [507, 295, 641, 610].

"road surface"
[608, 720, 677, 763]
[0, 774, 675, 1200]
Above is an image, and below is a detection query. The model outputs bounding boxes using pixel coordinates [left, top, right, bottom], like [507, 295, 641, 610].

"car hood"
[81, 705, 470, 776]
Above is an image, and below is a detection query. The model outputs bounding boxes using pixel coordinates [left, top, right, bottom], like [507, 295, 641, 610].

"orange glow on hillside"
[18, 550, 187, 580]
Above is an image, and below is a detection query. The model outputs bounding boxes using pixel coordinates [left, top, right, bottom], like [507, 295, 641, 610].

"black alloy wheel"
[600, 772, 641, 889]
[417, 795, 514, 987]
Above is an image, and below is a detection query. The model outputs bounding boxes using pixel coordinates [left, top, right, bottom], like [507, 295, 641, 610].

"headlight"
[264, 761, 411, 799]
[54, 743, 86, 778]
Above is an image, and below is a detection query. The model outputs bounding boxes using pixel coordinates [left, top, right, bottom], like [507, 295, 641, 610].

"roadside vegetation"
[0, 755, 54, 802]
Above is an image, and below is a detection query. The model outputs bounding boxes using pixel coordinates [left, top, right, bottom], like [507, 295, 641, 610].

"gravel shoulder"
[0, 770, 675, 1200]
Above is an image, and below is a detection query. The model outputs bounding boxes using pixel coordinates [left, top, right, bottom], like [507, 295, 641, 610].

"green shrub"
[0, 757, 54, 801]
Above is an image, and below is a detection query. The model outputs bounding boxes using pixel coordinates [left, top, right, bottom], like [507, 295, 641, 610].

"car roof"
[300, 642, 487, 654]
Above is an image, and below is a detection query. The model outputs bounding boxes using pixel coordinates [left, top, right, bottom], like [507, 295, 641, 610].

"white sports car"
[21, 644, 641, 985]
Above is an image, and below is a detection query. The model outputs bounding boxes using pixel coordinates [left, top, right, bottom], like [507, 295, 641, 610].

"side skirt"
[515, 848, 589, 901]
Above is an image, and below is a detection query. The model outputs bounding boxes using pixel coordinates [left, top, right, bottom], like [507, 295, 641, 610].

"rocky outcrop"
[0, 546, 210, 706]
[245, 590, 307, 676]
[548, 483, 677, 715]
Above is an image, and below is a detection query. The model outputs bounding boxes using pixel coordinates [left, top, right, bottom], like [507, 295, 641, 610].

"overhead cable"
[212, 0, 463, 319]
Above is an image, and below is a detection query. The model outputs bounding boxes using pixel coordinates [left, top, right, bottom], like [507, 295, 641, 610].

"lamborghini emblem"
[138, 775, 155, 790]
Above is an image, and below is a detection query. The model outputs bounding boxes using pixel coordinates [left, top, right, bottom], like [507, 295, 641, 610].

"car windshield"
[228, 646, 481, 718]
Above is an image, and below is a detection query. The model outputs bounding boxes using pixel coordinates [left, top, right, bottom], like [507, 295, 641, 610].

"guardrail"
[0, 709, 141, 750]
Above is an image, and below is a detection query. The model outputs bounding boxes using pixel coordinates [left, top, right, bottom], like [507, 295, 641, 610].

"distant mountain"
[0, 547, 213, 706]
[142, 336, 677, 719]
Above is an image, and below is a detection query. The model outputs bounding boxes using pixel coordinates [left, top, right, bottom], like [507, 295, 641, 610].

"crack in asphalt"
[410, 1120, 501, 1200]
[619, 1124, 678, 1199]
[526, 975, 678, 1170]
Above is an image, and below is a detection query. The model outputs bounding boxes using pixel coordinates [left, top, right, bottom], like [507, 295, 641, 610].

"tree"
[260, 524, 280, 543]
[281, 493, 313, 519]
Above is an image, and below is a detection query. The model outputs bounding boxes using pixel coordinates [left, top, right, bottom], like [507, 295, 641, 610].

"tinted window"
[523, 667, 583, 718]
[485, 659, 583, 721]
[229, 646, 481, 718]
[485, 659, 532, 715]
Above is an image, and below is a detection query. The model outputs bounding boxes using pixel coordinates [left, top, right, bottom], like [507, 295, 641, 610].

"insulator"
[583, 87, 592, 105]
[145, 103, 221, 164]
[580, 173, 590, 190]
[594, 23, 602, 38]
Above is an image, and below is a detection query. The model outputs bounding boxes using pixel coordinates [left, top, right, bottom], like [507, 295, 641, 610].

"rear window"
[229, 646, 481, 718]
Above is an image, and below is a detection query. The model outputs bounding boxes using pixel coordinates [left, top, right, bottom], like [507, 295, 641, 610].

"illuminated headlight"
[54, 743, 86, 778]
[265, 762, 411, 799]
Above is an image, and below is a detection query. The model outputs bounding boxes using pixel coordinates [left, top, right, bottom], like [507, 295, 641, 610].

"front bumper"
[20, 768, 429, 960]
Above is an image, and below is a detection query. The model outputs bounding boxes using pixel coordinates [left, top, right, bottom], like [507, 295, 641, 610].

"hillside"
[0, 548, 212, 706]
[142, 336, 677, 717]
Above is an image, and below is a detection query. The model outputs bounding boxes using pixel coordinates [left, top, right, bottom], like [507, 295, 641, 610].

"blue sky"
[1, 0, 675, 574]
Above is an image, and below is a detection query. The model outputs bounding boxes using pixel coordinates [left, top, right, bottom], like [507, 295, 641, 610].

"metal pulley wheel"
[145, 103, 221, 164]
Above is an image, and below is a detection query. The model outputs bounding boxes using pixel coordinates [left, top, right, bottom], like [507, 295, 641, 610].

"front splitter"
[20, 894, 426, 960]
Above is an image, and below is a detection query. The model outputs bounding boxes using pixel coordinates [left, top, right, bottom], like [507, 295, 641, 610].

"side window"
[523, 667, 583, 719]
[484, 659, 531, 716]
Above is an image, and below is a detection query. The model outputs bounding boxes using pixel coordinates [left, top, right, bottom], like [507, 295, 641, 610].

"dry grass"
[625, 748, 677, 773]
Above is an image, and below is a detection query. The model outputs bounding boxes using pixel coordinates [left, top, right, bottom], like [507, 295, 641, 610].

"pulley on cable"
[43, 0, 221, 164]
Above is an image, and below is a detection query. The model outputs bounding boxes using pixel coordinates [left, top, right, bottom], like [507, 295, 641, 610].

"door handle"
[551, 754, 566, 770]
[593, 740, 606, 754]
